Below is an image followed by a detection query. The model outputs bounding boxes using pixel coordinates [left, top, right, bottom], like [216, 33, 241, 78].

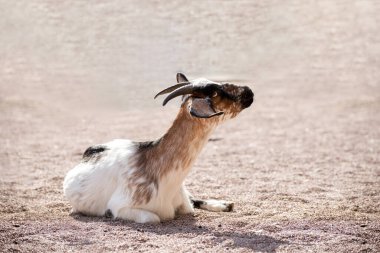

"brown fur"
[127, 101, 217, 205]
[126, 83, 252, 205]
[211, 83, 247, 118]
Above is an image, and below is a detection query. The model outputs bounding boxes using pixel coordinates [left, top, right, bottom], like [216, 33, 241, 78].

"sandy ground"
[1, 0, 380, 252]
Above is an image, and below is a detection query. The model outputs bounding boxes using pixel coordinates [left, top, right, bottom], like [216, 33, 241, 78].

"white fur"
[63, 139, 194, 223]
[63, 139, 134, 216]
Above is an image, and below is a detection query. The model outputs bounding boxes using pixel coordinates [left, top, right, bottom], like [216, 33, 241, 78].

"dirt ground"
[1, 0, 380, 252]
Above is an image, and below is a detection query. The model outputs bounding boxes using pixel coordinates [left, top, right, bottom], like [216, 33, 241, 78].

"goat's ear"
[189, 98, 224, 118]
[176, 73, 189, 83]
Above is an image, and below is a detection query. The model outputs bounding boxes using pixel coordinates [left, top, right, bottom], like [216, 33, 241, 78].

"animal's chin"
[241, 98, 254, 109]
[219, 112, 238, 121]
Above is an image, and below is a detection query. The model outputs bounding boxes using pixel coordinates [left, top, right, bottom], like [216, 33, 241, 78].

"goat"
[63, 73, 254, 223]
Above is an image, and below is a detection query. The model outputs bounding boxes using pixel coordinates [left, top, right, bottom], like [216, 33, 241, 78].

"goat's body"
[63, 109, 217, 222]
[63, 139, 197, 222]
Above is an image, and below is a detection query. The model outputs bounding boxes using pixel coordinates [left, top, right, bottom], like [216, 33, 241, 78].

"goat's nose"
[241, 86, 254, 109]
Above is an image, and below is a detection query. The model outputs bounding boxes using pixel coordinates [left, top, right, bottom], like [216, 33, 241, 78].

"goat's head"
[155, 73, 254, 121]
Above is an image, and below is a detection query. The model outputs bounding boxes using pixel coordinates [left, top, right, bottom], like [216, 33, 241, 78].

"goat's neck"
[154, 108, 216, 177]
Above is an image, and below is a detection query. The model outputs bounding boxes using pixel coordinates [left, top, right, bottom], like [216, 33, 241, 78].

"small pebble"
[218, 224, 222, 228]
[198, 225, 202, 229]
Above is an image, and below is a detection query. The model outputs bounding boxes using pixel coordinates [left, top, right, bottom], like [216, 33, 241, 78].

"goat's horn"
[154, 82, 191, 99]
[162, 85, 195, 106]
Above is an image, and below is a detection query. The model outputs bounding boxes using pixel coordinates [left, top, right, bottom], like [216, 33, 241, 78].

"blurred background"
[1, 1, 380, 251]
[1, 0, 379, 110]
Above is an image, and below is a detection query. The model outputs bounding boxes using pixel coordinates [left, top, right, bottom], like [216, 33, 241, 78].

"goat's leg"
[175, 185, 195, 215]
[117, 207, 160, 223]
[191, 198, 234, 212]
[106, 186, 160, 223]
[176, 184, 234, 213]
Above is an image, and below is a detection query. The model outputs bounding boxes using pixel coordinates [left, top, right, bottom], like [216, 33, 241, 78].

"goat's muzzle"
[240, 86, 254, 109]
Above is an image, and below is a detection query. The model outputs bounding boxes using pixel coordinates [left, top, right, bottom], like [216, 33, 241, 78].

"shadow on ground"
[72, 213, 288, 252]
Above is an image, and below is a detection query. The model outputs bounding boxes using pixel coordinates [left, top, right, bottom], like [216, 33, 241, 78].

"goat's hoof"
[223, 201, 234, 212]
[200, 199, 234, 212]
[104, 209, 114, 218]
